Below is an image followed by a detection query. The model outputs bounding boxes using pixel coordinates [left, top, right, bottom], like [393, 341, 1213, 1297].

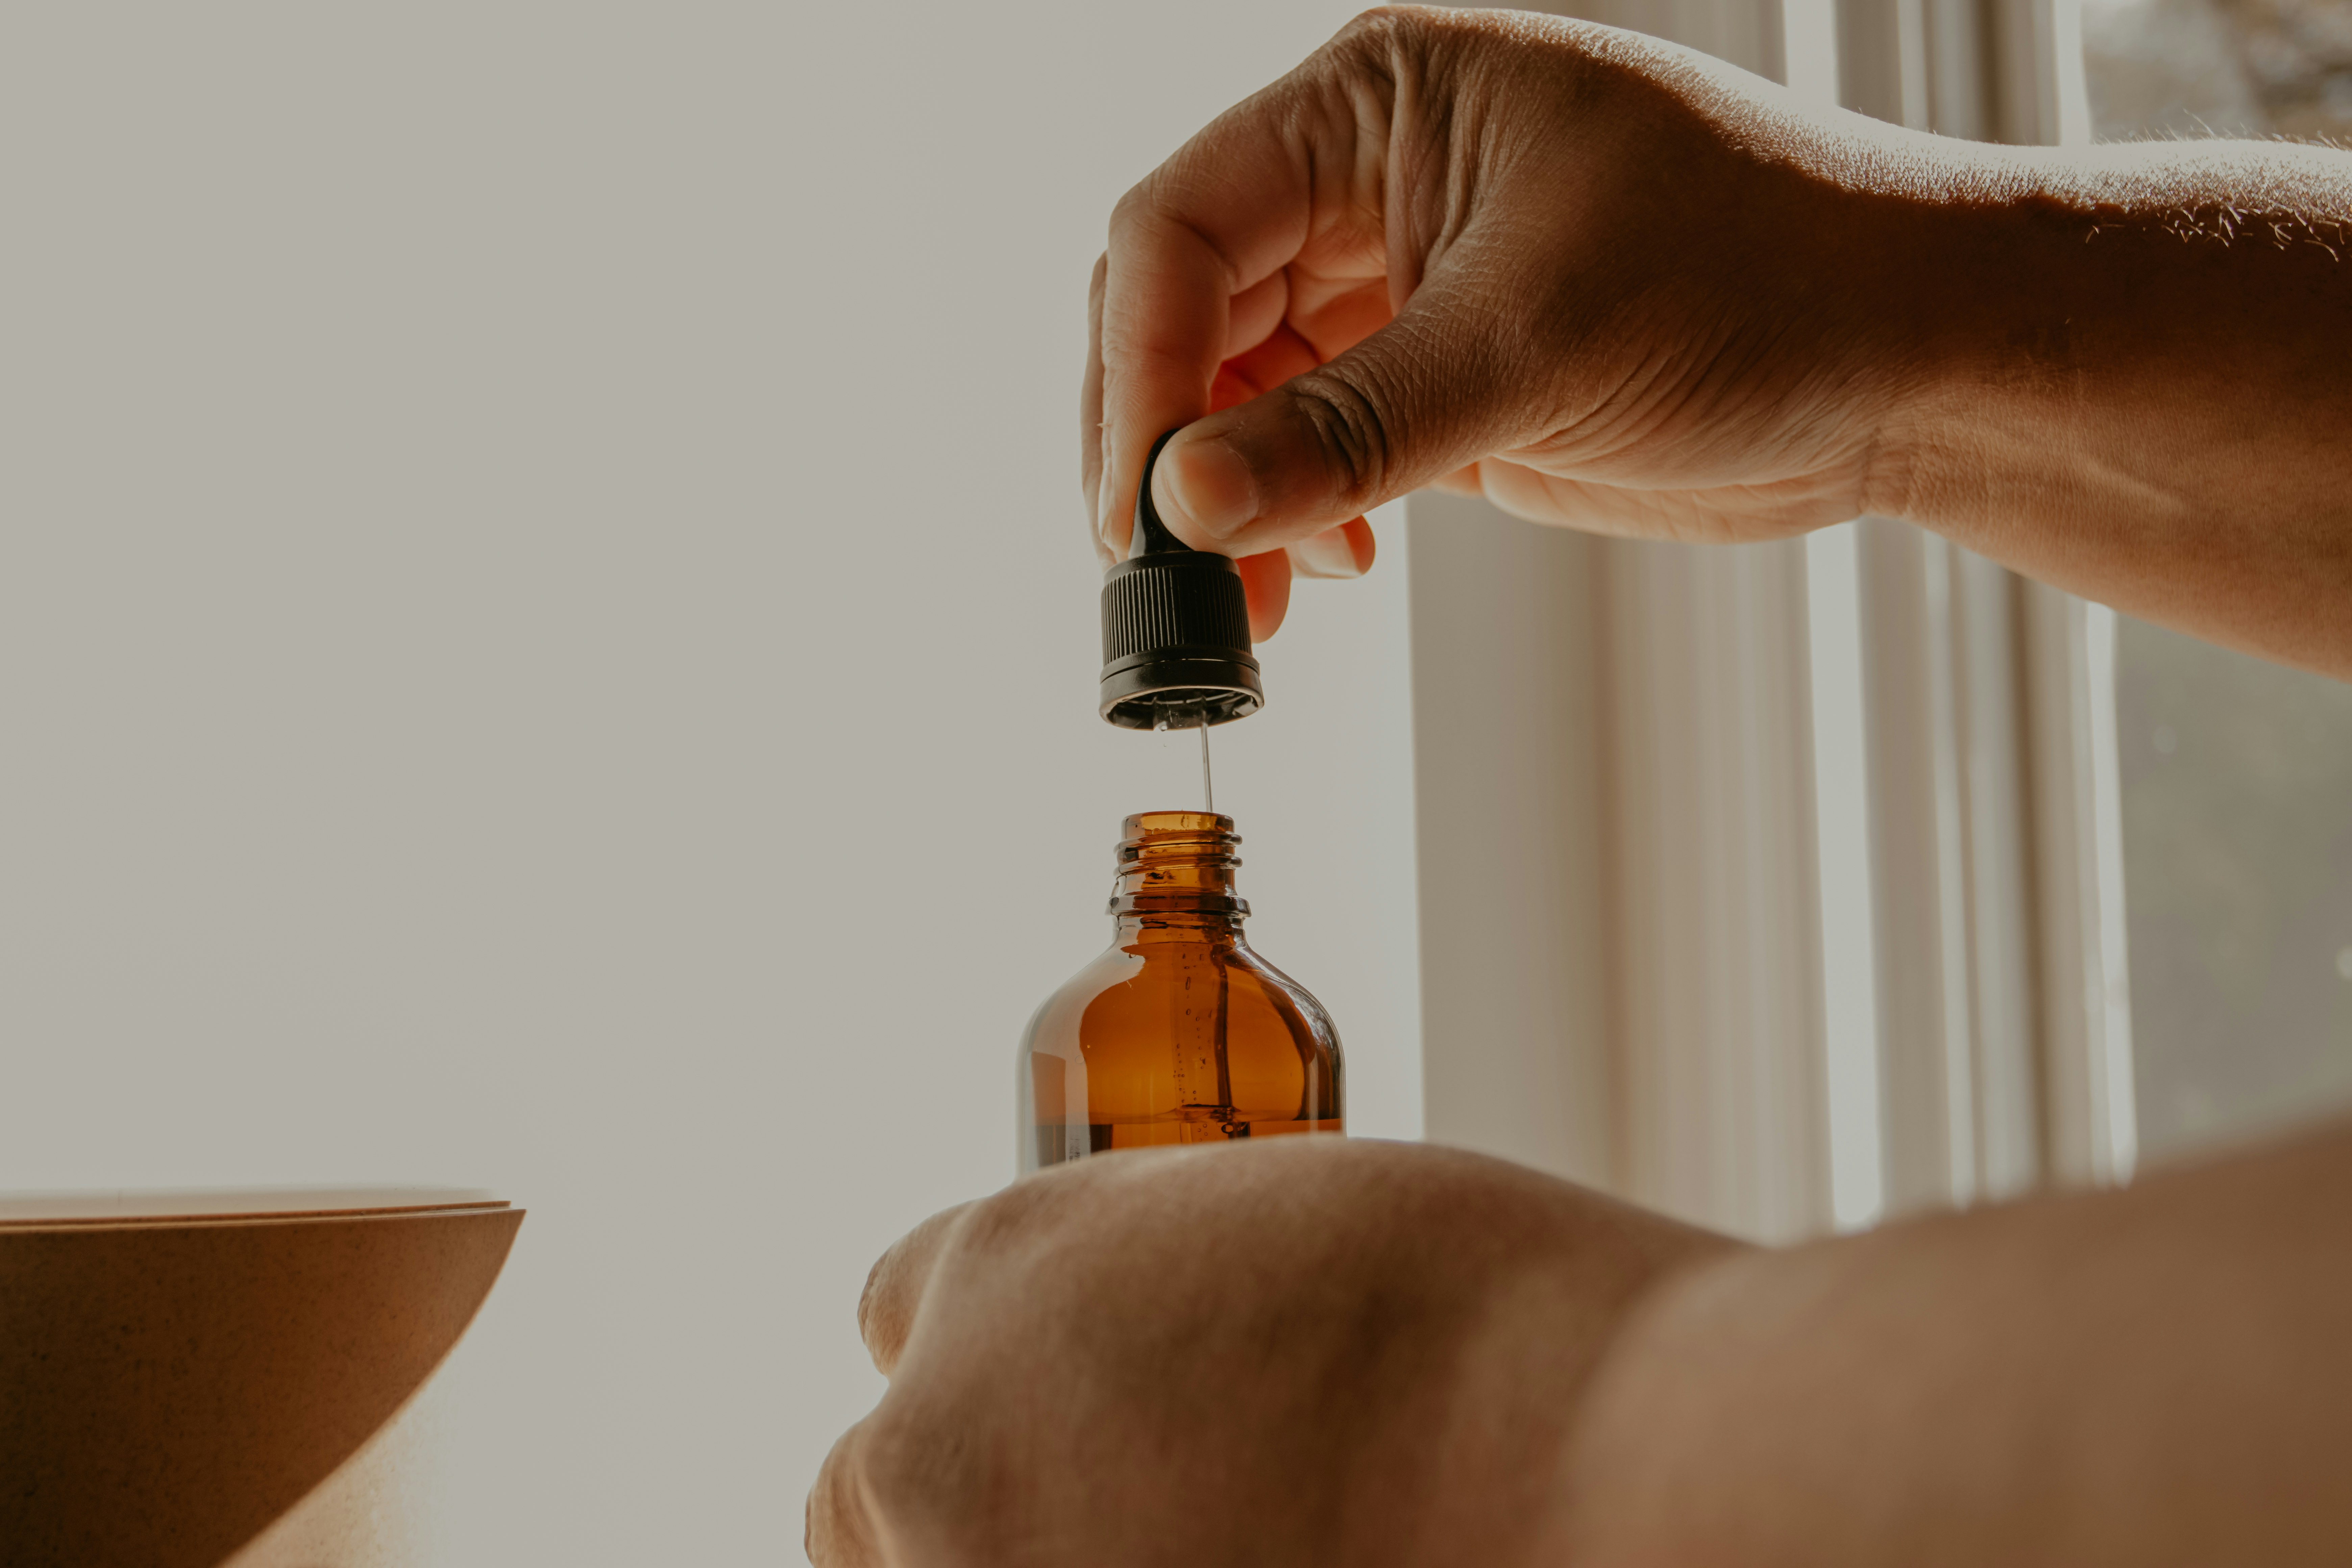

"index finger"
[1091, 31, 1388, 558]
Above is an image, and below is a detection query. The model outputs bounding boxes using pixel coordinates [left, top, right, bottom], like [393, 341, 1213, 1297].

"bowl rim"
[0, 1186, 512, 1229]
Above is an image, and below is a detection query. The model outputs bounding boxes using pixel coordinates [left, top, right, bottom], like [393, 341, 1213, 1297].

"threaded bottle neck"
[1109, 811, 1247, 920]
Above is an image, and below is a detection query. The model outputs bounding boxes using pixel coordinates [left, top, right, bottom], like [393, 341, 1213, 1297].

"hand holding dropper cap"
[1097, 430, 1264, 731]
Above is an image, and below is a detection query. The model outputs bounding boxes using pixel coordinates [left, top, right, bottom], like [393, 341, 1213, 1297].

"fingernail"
[1154, 436, 1258, 543]
[1290, 525, 1369, 579]
[1095, 483, 1128, 559]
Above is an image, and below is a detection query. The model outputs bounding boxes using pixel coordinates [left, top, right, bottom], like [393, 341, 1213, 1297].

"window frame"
[1407, 0, 2135, 1240]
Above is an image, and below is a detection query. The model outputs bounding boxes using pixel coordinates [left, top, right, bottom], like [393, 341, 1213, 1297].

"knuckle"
[953, 1171, 1058, 1252]
[1285, 371, 1396, 508]
[1107, 181, 1155, 244]
[857, 1205, 976, 1375]
[1321, 10, 1405, 95]
[807, 1425, 876, 1566]
[1329, 5, 1444, 73]
[1334, 6, 1416, 51]
[856, 1400, 985, 1535]
[853, 1406, 918, 1503]
[1330, 3, 1531, 105]
[853, 1254, 896, 1365]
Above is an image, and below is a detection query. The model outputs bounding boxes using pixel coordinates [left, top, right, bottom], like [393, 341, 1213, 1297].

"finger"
[1082, 253, 1111, 563]
[1239, 548, 1292, 641]
[1430, 462, 1485, 495]
[1223, 269, 1291, 363]
[1287, 517, 1375, 579]
[1281, 273, 1394, 364]
[857, 1203, 973, 1377]
[1149, 247, 1543, 558]
[1094, 47, 1387, 560]
[807, 1419, 884, 1567]
[1214, 320, 1321, 411]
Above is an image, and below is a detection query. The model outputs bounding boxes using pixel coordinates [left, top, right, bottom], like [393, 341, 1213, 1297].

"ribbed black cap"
[1099, 431, 1264, 730]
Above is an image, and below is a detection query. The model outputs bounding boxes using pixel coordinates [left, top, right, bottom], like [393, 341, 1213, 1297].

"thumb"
[1149, 265, 1533, 555]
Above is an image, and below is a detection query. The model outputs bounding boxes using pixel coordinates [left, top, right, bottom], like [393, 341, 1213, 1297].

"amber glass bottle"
[1017, 811, 1344, 1173]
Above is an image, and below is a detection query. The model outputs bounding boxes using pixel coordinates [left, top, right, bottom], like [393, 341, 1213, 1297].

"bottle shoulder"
[1015, 945, 1123, 1063]
[1222, 945, 1337, 1038]
[1017, 932, 1340, 1062]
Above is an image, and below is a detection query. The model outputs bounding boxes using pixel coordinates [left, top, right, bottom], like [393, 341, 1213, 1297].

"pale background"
[0, 4, 1420, 1560]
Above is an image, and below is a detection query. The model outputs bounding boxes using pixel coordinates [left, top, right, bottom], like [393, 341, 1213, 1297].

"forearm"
[1560, 1119, 2352, 1565]
[1871, 139, 2352, 675]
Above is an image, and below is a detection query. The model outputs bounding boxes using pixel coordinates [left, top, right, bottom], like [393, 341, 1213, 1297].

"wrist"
[1549, 1241, 1783, 1566]
[1692, 120, 2057, 534]
[1847, 140, 2352, 657]
[1399, 1186, 1749, 1568]
[1809, 141, 2085, 533]
[1473, 1225, 1754, 1565]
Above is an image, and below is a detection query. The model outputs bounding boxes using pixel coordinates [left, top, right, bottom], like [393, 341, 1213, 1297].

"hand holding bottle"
[805, 1139, 1736, 1567]
[809, 1118, 2352, 1565]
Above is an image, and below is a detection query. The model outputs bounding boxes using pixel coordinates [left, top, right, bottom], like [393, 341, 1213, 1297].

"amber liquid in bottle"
[1016, 811, 1344, 1174]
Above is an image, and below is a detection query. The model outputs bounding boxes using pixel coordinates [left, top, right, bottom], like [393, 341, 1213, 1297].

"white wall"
[1408, 496, 1613, 1190]
[0, 4, 1418, 1561]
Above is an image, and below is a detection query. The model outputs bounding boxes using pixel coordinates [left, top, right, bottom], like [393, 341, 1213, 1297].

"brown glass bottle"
[1017, 811, 1344, 1173]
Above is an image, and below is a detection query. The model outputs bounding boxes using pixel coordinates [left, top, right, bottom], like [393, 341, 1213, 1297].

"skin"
[809, 1142, 1736, 1567]
[812, 7, 2352, 1562]
[811, 1130, 2352, 1566]
[1081, 7, 2352, 667]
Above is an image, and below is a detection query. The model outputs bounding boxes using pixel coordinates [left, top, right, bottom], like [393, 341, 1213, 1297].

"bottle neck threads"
[1110, 811, 1247, 921]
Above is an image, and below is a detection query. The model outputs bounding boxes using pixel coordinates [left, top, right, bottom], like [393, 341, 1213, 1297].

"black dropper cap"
[1099, 430, 1264, 730]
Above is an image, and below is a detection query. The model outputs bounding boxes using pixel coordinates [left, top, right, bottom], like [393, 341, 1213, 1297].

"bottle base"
[1029, 1114, 1343, 1171]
